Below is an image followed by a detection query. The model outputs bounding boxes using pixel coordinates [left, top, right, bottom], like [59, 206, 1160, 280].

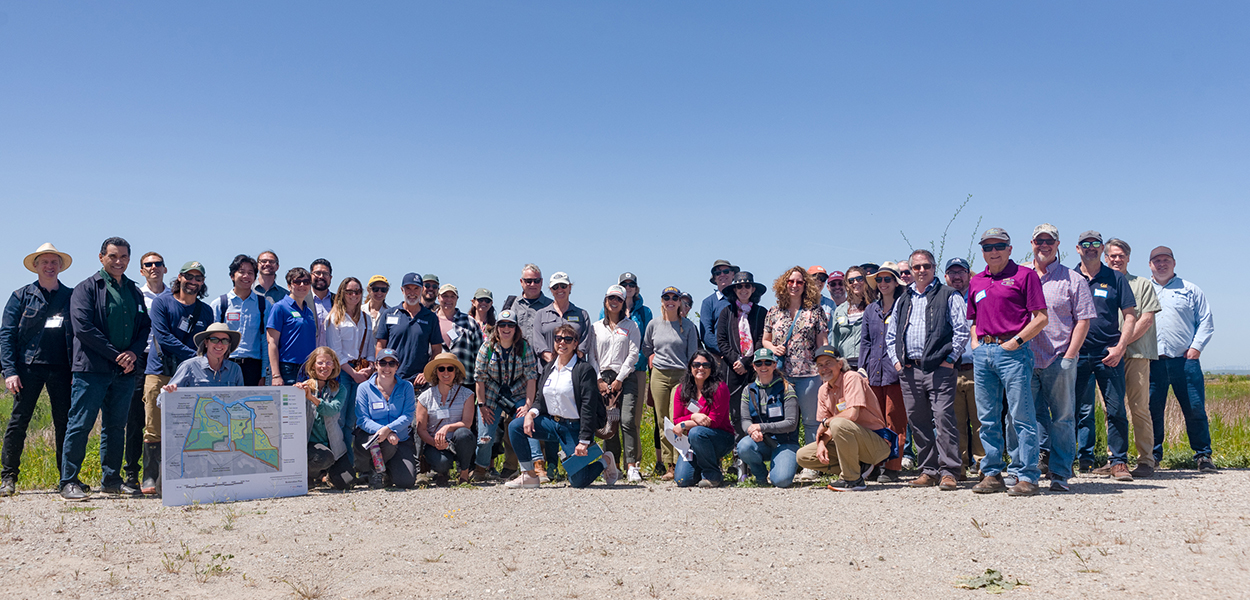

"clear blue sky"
[1, 3, 1246, 367]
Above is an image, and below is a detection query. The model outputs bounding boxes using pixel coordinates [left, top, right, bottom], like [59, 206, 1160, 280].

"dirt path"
[1, 470, 1246, 599]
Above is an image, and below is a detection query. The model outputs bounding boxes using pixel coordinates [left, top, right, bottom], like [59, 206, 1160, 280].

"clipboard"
[663, 417, 695, 462]
[561, 443, 605, 476]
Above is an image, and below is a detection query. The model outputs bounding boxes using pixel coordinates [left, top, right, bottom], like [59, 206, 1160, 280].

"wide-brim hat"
[23, 243, 72, 274]
[728, 271, 767, 303]
[709, 259, 740, 284]
[868, 262, 902, 291]
[193, 322, 242, 355]
[423, 351, 466, 383]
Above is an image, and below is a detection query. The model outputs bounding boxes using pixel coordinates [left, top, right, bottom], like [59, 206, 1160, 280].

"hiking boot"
[1038, 450, 1050, 476]
[140, 442, 161, 495]
[1007, 480, 1040, 497]
[533, 460, 550, 484]
[939, 475, 958, 491]
[827, 477, 866, 492]
[1110, 463, 1133, 482]
[368, 472, 386, 489]
[1129, 463, 1154, 478]
[908, 473, 938, 487]
[1091, 463, 1114, 476]
[0, 477, 15, 497]
[60, 482, 89, 501]
[1196, 457, 1218, 473]
[972, 474, 1006, 494]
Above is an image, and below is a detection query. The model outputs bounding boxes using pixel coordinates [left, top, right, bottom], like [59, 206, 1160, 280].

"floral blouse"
[763, 306, 829, 378]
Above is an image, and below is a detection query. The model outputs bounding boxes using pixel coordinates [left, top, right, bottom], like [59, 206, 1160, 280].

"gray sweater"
[642, 318, 700, 371]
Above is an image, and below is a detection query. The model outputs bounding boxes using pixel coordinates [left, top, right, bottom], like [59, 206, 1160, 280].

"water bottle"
[368, 441, 386, 474]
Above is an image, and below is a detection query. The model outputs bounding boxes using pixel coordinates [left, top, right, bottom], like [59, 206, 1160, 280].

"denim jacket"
[0, 281, 74, 377]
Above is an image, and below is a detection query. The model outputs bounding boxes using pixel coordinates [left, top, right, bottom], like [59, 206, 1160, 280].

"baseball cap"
[752, 348, 777, 364]
[401, 272, 422, 287]
[827, 271, 845, 282]
[945, 257, 971, 272]
[807, 265, 828, 277]
[497, 309, 518, 324]
[618, 272, 637, 285]
[368, 275, 389, 287]
[1078, 230, 1103, 243]
[1032, 223, 1059, 240]
[605, 285, 626, 300]
[377, 348, 400, 362]
[549, 272, 572, 287]
[438, 284, 458, 296]
[661, 286, 681, 297]
[980, 228, 1011, 243]
[422, 274, 439, 284]
[1150, 246, 1174, 260]
[180, 260, 205, 276]
[814, 345, 842, 362]
[473, 288, 493, 301]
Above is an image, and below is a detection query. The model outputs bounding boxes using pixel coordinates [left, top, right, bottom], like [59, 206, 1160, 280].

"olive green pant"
[142, 374, 170, 443]
[796, 417, 890, 481]
[649, 368, 684, 467]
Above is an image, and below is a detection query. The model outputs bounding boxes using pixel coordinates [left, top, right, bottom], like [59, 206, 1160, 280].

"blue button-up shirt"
[167, 355, 245, 388]
[355, 374, 416, 442]
[885, 279, 969, 366]
[1152, 275, 1214, 358]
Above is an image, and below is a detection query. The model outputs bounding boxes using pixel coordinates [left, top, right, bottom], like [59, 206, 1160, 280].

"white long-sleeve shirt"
[325, 310, 375, 366]
[591, 318, 641, 382]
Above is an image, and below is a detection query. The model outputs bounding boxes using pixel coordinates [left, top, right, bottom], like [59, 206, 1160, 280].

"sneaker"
[1196, 457, 1218, 473]
[860, 462, 878, 482]
[908, 473, 938, 487]
[696, 478, 721, 489]
[101, 482, 142, 496]
[1129, 463, 1154, 478]
[900, 456, 916, 471]
[626, 465, 642, 483]
[1007, 480, 1040, 497]
[735, 458, 749, 482]
[0, 477, 15, 497]
[1038, 450, 1050, 476]
[601, 452, 620, 486]
[876, 469, 902, 484]
[794, 468, 822, 483]
[827, 477, 867, 492]
[1110, 463, 1133, 482]
[1003, 473, 1019, 487]
[1091, 464, 1114, 476]
[939, 475, 958, 491]
[1049, 479, 1071, 493]
[368, 472, 386, 488]
[504, 472, 540, 489]
[972, 474, 1006, 494]
[60, 482, 89, 501]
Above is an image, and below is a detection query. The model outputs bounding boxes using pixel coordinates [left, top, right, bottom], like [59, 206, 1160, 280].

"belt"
[958, 363, 974, 371]
[979, 334, 1019, 345]
[552, 415, 580, 424]
[903, 359, 923, 369]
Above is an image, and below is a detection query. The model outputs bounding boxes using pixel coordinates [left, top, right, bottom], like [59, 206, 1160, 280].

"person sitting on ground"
[294, 346, 355, 490]
[795, 345, 893, 491]
[415, 352, 477, 484]
[736, 349, 800, 488]
[670, 350, 734, 488]
[354, 348, 417, 489]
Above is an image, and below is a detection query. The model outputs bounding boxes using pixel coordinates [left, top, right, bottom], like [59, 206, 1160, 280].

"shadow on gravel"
[1069, 481, 1167, 495]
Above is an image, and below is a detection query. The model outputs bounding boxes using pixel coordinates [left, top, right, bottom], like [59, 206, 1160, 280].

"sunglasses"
[661, 294, 679, 301]
[1033, 238, 1058, 246]
[551, 284, 569, 290]
[690, 362, 712, 369]
[554, 335, 577, 344]
[1079, 241, 1103, 249]
[622, 281, 638, 288]
[606, 296, 623, 303]
[378, 359, 399, 368]
[874, 276, 895, 284]
[827, 280, 844, 287]
[846, 276, 865, 284]
[423, 282, 439, 288]
[814, 275, 829, 283]
[370, 286, 389, 293]
[911, 264, 934, 271]
[522, 278, 542, 284]
[182, 274, 205, 282]
[205, 336, 231, 345]
[753, 360, 775, 367]
[981, 242, 1009, 252]
[733, 282, 754, 290]
[496, 322, 516, 329]
[898, 270, 912, 276]
[291, 279, 311, 286]
[344, 289, 362, 296]
[142, 261, 164, 268]
[712, 268, 734, 277]
[476, 298, 492, 304]
[437, 366, 457, 373]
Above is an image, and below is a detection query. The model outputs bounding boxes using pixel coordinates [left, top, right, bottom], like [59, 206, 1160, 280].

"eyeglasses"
[1033, 238, 1058, 246]
[291, 279, 311, 286]
[551, 284, 569, 290]
[874, 276, 895, 284]
[496, 322, 516, 329]
[344, 289, 362, 296]
[370, 286, 389, 293]
[661, 294, 679, 301]
[846, 276, 865, 284]
[712, 268, 734, 277]
[554, 335, 577, 344]
[911, 263, 934, 271]
[981, 242, 1009, 252]
[786, 279, 805, 286]
[142, 261, 164, 268]
[1079, 241, 1103, 249]
[377, 360, 399, 368]
[753, 360, 775, 367]
[205, 336, 231, 345]
[522, 278, 542, 284]
[437, 366, 457, 373]
[182, 274, 205, 282]
[690, 362, 712, 369]
[622, 281, 637, 288]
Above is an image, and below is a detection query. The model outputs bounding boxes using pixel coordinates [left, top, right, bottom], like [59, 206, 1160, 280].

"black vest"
[893, 282, 957, 372]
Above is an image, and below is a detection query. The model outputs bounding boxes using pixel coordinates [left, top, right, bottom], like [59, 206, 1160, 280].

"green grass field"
[2, 373, 1245, 490]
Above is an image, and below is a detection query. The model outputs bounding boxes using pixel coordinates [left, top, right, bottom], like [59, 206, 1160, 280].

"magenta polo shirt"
[966, 260, 1046, 339]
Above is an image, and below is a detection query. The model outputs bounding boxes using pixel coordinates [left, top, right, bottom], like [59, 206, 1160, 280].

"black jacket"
[69, 272, 151, 374]
[0, 281, 74, 377]
[534, 356, 605, 443]
[716, 303, 767, 368]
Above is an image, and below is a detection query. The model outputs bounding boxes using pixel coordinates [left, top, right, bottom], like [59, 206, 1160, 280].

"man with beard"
[310, 258, 335, 347]
[255, 250, 288, 304]
[376, 273, 444, 387]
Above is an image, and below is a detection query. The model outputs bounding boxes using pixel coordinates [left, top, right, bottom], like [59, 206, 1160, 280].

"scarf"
[737, 301, 753, 356]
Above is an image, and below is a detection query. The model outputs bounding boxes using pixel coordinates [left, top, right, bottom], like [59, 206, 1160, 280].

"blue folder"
[561, 443, 605, 477]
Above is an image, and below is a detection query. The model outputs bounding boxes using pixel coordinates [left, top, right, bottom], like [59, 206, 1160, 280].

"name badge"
[291, 310, 303, 319]
[226, 310, 242, 323]
[686, 401, 701, 414]
[386, 315, 400, 325]
[45, 315, 64, 328]
[975, 290, 988, 303]
[837, 316, 847, 325]
[1094, 289, 1108, 298]
[371, 399, 386, 411]
[567, 315, 580, 323]
[178, 316, 192, 332]
[767, 404, 782, 418]
[447, 328, 462, 344]
[434, 408, 450, 420]
[836, 402, 847, 412]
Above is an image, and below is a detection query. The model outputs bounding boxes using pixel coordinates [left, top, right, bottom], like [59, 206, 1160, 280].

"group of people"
[0, 225, 1217, 499]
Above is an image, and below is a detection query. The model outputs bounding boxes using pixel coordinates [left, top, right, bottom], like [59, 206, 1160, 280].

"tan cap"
[438, 284, 458, 296]
[1032, 223, 1059, 240]
[1149, 246, 1174, 260]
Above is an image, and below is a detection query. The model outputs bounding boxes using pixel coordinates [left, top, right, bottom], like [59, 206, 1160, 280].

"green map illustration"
[177, 393, 281, 478]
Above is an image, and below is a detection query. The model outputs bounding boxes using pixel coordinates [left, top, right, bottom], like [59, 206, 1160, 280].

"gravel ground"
[0, 470, 1246, 600]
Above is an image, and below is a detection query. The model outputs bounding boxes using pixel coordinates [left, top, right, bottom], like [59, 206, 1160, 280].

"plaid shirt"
[474, 339, 539, 414]
[443, 309, 484, 385]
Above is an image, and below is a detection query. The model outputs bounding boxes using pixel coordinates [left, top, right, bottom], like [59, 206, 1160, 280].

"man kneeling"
[796, 346, 892, 491]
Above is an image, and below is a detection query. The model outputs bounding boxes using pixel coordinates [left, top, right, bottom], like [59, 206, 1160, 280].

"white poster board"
[160, 386, 307, 507]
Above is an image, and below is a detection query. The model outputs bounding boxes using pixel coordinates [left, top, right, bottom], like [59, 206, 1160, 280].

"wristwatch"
[1013, 336, 1025, 346]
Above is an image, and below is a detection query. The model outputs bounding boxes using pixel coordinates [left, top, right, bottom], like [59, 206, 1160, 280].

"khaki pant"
[953, 370, 984, 470]
[142, 374, 170, 443]
[1124, 358, 1155, 467]
[649, 368, 684, 467]
[795, 418, 890, 481]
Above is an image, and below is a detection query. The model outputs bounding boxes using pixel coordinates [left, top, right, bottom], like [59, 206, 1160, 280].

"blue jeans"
[507, 415, 604, 488]
[735, 437, 799, 488]
[1031, 358, 1077, 481]
[422, 428, 476, 475]
[1076, 355, 1130, 466]
[279, 361, 304, 385]
[675, 426, 734, 487]
[973, 341, 1039, 484]
[790, 375, 822, 444]
[60, 370, 137, 488]
[475, 399, 542, 469]
[1149, 356, 1212, 462]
